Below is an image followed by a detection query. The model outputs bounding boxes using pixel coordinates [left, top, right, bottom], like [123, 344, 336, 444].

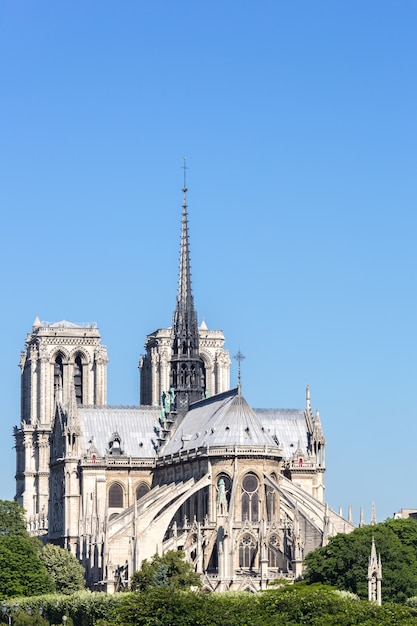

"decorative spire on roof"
[32, 314, 42, 330]
[234, 350, 245, 395]
[311, 406, 326, 468]
[368, 537, 382, 605]
[170, 159, 206, 412]
[371, 501, 377, 526]
[305, 385, 314, 433]
[175, 158, 195, 322]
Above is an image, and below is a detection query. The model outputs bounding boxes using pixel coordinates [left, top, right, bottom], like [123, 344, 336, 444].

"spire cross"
[234, 350, 245, 387]
[182, 157, 188, 191]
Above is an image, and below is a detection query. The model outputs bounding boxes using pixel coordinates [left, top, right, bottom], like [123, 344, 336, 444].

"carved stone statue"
[217, 478, 228, 516]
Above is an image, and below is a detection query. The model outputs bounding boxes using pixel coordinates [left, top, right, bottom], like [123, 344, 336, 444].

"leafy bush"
[96, 585, 417, 626]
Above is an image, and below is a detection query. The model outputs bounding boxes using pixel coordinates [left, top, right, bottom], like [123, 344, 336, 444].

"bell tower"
[15, 318, 108, 517]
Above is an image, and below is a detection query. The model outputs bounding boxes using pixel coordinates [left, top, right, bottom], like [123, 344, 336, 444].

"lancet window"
[241, 473, 259, 522]
[266, 484, 277, 521]
[54, 355, 63, 397]
[136, 483, 150, 501]
[74, 355, 83, 405]
[268, 534, 281, 568]
[108, 483, 124, 508]
[180, 364, 187, 387]
[239, 533, 257, 569]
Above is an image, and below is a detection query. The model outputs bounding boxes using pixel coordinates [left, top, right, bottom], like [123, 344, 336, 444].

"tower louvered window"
[54, 355, 63, 396]
[74, 355, 83, 405]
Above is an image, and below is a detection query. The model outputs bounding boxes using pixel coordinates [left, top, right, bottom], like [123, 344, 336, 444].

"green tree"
[305, 519, 417, 603]
[0, 535, 54, 598]
[0, 500, 54, 599]
[0, 501, 28, 536]
[130, 550, 201, 591]
[40, 544, 86, 594]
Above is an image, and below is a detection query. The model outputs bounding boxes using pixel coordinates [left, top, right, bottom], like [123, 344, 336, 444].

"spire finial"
[182, 156, 188, 206]
[234, 350, 245, 392]
[371, 501, 376, 526]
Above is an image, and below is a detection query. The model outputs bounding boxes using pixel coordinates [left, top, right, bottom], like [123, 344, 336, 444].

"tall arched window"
[266, 484, 277, 521]
[108, 483, 123, 508]
[171, 366, 177, 387]
[268, 535, 281, 568]
[54, 355, 63, 398]
[241, 473, 259, 522]
[74, 355, 83, 405]
[180, 364, 187, 387]
[136, 483, 150, 501]
[239, 534, 257, 569]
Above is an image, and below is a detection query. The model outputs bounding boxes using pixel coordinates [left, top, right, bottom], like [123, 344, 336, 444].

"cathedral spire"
[175, 158, 195, 325]
[170, 161, 206, 412]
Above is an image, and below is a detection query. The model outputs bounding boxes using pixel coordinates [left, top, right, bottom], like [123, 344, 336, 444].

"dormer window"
[108, 432, 123, 456]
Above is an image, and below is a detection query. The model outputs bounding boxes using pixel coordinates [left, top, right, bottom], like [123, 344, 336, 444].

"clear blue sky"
[1, 1, 416, 524]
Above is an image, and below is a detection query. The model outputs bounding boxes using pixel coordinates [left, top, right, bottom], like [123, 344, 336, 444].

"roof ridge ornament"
[182, 156, 188, 199]
[234, 350, 245, 395]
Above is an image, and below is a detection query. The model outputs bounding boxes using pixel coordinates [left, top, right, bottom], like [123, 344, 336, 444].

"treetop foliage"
[40, 543, 86, 595]
[0, 500, 87, 599]
[305, 518, 417, 603]
[130, 550, 202, 592]
[0, 500, 29, 536]
[0, 533, 54, 598]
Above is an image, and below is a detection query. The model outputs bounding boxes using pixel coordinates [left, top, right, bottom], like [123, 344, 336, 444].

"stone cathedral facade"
[14, 183, 354, 592]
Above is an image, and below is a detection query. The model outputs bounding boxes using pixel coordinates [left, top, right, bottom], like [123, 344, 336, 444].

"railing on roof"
[40, 321, 98, 328]
[158, 443, 283, 465]
[81, 456, 156, 468]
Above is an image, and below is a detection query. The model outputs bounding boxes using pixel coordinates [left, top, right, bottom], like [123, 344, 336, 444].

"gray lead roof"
[161, 389, 308, 457]
[253, 408, 309, 458]
[77, 394, 309, 461]
[79, 406, 159, 458]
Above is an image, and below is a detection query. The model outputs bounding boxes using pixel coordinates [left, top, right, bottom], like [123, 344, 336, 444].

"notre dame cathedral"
[14, 180, 354, 592]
